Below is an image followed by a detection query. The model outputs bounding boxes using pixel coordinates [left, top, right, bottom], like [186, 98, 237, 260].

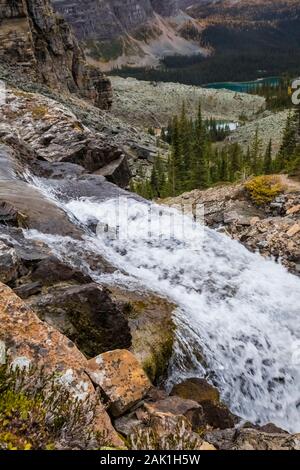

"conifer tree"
[275, 112, 297, 171]
[263, 139, 273, 174]
[170, 116, 184, 195]
[219, 148, 229, 182]
[229, 143, 242, 181]
[179, 102, 192, 190]
[152, 154, 166, 197]
[250, 127, 263, 175]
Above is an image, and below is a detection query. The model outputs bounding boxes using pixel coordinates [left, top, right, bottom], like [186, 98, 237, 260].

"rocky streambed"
[0, 30, 300, 446]
[1, 129, 300, 449]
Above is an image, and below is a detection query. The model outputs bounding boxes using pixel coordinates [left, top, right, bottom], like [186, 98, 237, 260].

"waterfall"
[24, 177, 300, 433]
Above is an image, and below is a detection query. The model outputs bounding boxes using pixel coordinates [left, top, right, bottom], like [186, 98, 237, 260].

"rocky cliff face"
[51, 0, 204, 70]
[0, 0, 112, 109]
[52, 0, 179, 40]
[151, 0, 179, 17]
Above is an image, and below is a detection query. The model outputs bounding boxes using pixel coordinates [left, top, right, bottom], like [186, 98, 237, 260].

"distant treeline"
[111, 19, 300, 87]
[132, 106, 300, 200]
[250, 78, 294, 111]
[111, 48, 300, 86]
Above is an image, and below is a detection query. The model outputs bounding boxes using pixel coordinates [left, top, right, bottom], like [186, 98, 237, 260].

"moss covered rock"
[28, 283, 132, 358]
[171, 378, 238, 430]
[171, 378, 220, 404]
[108, 287, 176, 384]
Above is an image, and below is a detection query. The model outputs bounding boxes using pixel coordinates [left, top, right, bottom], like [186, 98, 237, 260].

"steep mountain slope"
[52, 0, 180, 40]
[51, 0, 300, 79]
[52, 0, 208, 70]
[178, 0, 300, 82]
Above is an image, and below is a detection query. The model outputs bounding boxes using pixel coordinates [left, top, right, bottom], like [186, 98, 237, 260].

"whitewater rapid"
[24, 181, 300, 433]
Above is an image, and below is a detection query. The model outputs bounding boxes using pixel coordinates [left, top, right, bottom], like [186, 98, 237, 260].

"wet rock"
[0, 201, 27, 228]
[0, 241, 21, 285]
[171, 378, 237, 430]
[28, 284, 132, 358]
[86, 349, 152, 417]
[13, 281, 42, 299]
[205, 428, 300, 450]
[0, 180, 82, 238]
[108, 287, 176, 383]
[30, 256, 92, 286]
[32, 161, 87, 180]
[0, 282, 123, 447]
[0, 226, 52, 272]
[201, 400, 238, 430]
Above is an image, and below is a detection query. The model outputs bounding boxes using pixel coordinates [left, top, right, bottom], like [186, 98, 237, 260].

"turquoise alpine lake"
[204, 77, 281, 93]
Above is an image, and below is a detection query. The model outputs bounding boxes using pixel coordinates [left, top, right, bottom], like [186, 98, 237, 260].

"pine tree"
[170, 116, 184, 195]
[229, 143, 242, 181]
[179, 102, 192, 190]
[210, 148, 221, 184]
[263, 139, 273, 174]
[275, 112, 297, 171]
[250, 127, 263, 175]
[219, 148, 229, 182]
[189, 103, 210, 189]
[150, 154, 166, 197]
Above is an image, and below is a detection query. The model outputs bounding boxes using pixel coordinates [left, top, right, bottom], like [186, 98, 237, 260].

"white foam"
[23, 180, 300, 432]
[64, 197, 300, 432]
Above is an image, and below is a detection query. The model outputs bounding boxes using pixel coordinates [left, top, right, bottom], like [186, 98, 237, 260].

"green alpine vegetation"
[132, 106, 300, 200]
[0, 365, 110, 450]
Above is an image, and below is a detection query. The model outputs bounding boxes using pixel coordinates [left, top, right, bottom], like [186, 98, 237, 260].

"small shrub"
[0, 365, 109, 450]
[129, 418, 199, 450]
[30, 105, 48, 120]
[245, 175, 283, 206]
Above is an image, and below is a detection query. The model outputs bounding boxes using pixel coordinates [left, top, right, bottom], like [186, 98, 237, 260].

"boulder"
[30, 256, 92, 286]
[0, 90, 130, 188]
[28, 284, 132, 358]
[205, 428, 300, 451]
[86, 349, 152, 417]
[120, 402, 215, 450]
[0, 180, 82, 238]
[108, 287, 176, 383]
[32, 161, 87, 180]
[144, 396, 205, 431]
[287, 223, 300, 238]
[287, 205, 300, 215]
[171, 378, 237, 430]
[0, 201, 27, 228]
[13, 281, 42, 299]
[171, 378, 220, 404]
[0, 282, 123, 447]
[95, 154, 131, 188]
[0, 241, 21, 285]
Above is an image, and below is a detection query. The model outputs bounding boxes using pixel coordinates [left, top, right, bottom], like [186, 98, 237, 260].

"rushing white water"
[24, 180, 300, 433]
